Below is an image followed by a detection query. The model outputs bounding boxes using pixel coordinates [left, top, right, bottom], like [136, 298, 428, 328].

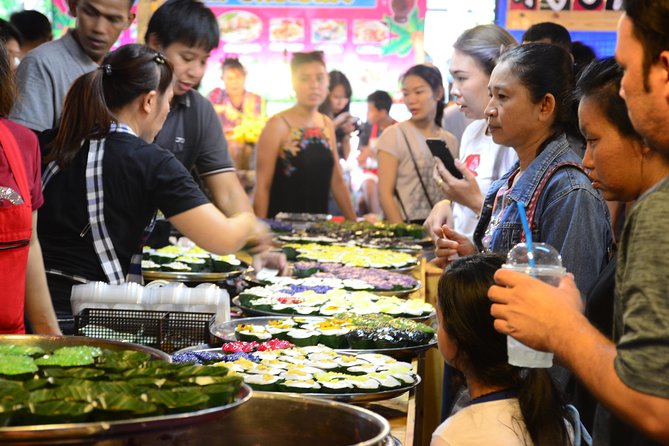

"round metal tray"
[176, 347, 420, 404]
[143, 263, 248, 283]
[0, 334, 170, 361]
[0, 385, 252, 444]
[241, 270, 422, 298]
[210, 316, 437, 358]
[232, 296, 435, 323]
[0, 335, 253, 444]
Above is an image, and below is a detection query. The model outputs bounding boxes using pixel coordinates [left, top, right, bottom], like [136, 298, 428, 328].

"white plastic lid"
[505, 242, 563, 268]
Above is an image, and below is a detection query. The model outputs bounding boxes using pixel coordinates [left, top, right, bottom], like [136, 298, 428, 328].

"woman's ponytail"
[45, 44, 173, 168]
[435, 100, 445, 128]
[517, 368, 571, 445]
[45, 68, 114, 167]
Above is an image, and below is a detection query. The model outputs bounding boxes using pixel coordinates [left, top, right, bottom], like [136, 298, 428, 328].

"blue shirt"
[473, 133, 612, 295]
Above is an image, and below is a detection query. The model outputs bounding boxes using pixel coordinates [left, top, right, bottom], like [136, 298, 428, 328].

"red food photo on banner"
[572, 0, 605, 10]
[509, 0, 538, 10]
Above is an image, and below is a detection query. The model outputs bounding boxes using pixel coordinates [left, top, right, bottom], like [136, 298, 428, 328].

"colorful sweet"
[238, 286, 433, 319]
[143, 245, 242, 274]
[282, 243, 418, 270]
[172, 344, 419, 395]
[231, 314, 435, 350]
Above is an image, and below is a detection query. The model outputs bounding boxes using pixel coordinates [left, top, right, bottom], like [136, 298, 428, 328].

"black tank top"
[268, 115, 334, 218]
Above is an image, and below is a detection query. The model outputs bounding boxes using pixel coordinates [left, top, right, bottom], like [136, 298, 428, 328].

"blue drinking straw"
[516, 201, 536, 268]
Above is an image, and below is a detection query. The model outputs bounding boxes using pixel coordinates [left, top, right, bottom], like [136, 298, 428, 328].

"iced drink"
[502, 243, 565, 368]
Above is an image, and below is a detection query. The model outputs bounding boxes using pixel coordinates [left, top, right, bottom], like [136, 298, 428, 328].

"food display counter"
[5, 217, 444, 446]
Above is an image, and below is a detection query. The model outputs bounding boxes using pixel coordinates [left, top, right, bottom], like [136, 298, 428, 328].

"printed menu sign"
[203, 0, 426, 101]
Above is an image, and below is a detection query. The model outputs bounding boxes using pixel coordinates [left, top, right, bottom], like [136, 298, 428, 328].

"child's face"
[436, 304, 458, 367]
[366, 103, 381, 124]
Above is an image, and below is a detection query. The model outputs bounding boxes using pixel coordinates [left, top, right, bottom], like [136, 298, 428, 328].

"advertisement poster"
[199, 0, 427, 104]
[505, 0, 623, 32]
[508, 0, 622, 11]
[3, 0, 425, 106]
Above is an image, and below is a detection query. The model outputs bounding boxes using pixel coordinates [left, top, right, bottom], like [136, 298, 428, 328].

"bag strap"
[520, 161, 585, 242]
[396, 126, 435, 211]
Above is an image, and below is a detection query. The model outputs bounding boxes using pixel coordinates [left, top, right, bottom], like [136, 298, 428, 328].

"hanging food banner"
[505, 0, 623, 31]
[200, 0, 427, 101]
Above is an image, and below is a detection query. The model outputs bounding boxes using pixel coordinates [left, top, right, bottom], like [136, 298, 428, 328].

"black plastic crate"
[74, 308, 220, 353]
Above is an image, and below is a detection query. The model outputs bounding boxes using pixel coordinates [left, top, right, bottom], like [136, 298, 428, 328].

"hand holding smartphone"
[426, 138, 463, 180]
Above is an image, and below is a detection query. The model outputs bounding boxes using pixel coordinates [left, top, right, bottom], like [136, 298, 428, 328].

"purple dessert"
[293, 262, 418, 291]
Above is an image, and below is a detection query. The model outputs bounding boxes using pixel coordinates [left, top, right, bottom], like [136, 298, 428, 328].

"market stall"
[0, 215, 439, 445]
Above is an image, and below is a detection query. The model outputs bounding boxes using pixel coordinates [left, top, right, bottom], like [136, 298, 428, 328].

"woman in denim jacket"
[434, 43, 611, 296]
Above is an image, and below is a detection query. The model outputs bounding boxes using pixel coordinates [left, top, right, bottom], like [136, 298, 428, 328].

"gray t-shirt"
[10, 30, 97, 132]
[613, 175, 669, 397]
[155, 89, 234, 176]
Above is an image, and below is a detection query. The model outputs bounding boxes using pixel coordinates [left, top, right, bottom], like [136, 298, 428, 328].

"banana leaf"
[0, 345, 45, 357]
[19, 400, 94, 425]
[146, 388, 209, 412]
[95, 393, 157, 416]
[43, 367, 106, 380]
[0, 354, 37, 375]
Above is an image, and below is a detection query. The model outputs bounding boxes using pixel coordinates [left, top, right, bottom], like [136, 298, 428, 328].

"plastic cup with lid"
[502, 242, 565, 368]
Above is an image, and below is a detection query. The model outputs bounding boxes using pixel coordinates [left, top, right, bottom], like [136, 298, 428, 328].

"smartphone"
[426, 138, 462, 179]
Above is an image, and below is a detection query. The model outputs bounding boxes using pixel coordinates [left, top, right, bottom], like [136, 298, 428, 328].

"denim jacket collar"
[503, 133, 572, 207]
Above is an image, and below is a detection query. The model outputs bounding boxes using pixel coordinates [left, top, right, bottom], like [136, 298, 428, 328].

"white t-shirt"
[452, 120, 517, 240]
[431, 398, 533, 446]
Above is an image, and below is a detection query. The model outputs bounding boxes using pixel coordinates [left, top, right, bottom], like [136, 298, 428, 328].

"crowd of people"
[1, 0, 668, 444]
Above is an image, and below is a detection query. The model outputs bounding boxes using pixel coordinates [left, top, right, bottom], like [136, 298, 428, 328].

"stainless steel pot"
[2, 391, 392, 445]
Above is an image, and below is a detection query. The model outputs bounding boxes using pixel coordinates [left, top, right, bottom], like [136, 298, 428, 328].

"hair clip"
[100, 64, 112, 76]
[154, 53, 166, 65]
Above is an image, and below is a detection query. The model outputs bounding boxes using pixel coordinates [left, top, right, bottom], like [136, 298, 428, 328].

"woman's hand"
[332, 112, 353, 130]
[433, 158, 484, 213]
[252, 250, 291, 276]
[423, 199, 453, 242]
[433, 224, 477, 268]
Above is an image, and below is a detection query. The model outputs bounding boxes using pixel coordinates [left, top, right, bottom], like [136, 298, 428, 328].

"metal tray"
[241, 270, 422, 298]
[143, 262, 248, 282]
[0, 386, 252, 444]
[210, 316, 437, 358]
[0, 334, 170, 361]
[175, 347, 420, 404]
[291, 260, 419, 273]
[0, 335, 253, 444]
[232, 296, 435, 323]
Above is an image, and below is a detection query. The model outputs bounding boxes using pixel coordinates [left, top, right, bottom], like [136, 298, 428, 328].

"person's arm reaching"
[169, 204, 256, 255]
[203, 171, 272, 253]
[204, 171, 252, 215]
[24, 212, 61, 335]
[489, 272, 669, 443]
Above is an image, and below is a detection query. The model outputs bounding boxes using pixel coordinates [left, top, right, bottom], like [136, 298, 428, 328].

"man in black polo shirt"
[145, 0, 271, 251]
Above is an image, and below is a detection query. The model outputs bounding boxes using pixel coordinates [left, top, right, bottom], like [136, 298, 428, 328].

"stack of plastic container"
[70, 281, 230, 325]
